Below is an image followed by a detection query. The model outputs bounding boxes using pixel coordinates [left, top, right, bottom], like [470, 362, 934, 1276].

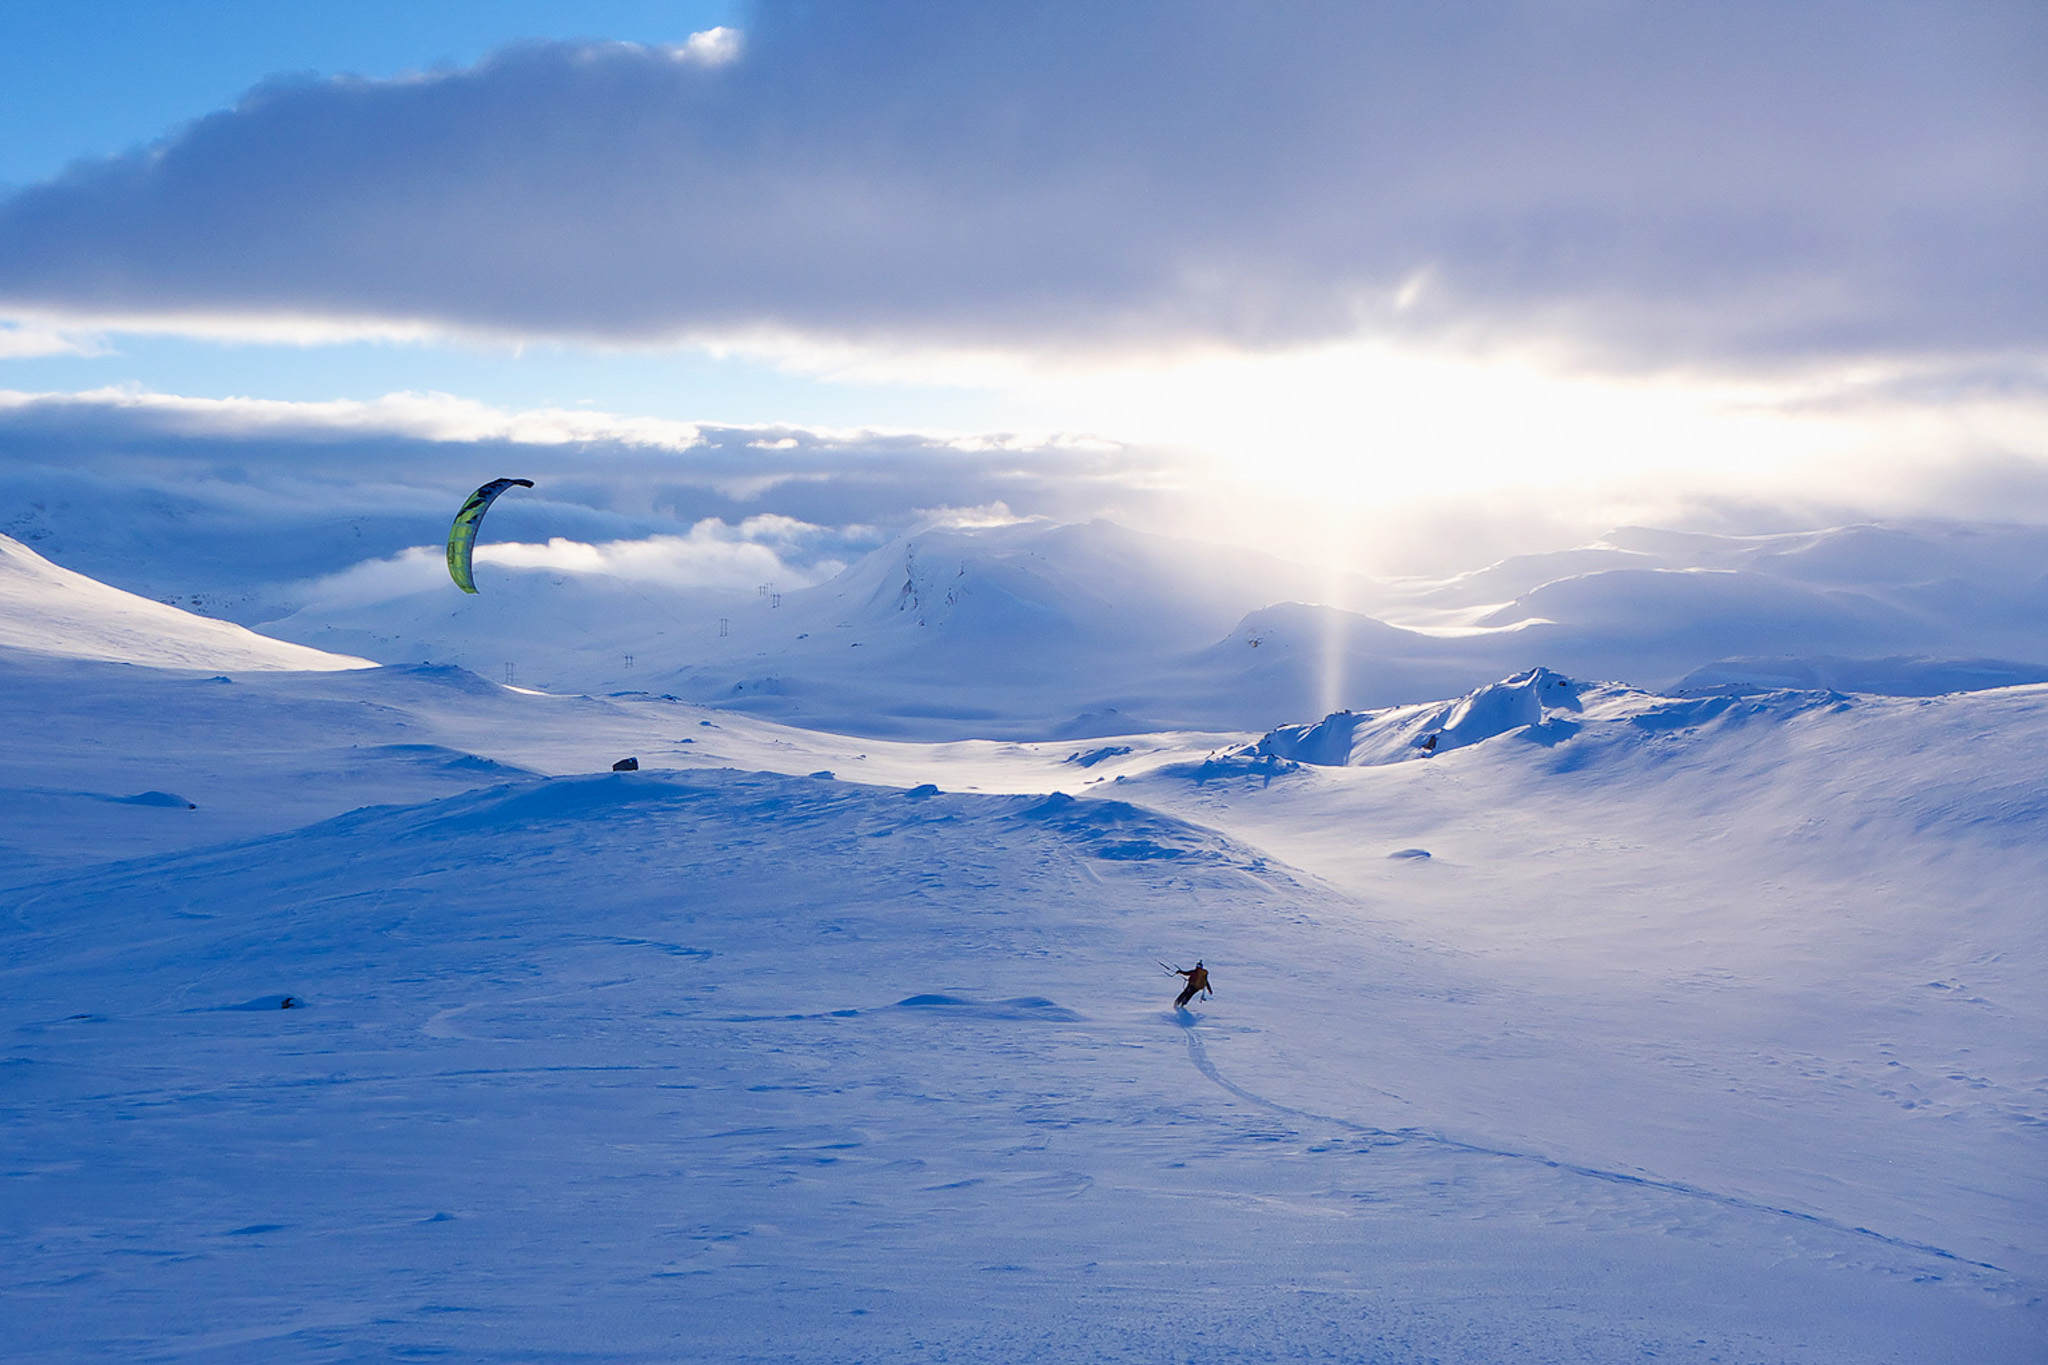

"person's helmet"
[1194, 960, 1203, 968]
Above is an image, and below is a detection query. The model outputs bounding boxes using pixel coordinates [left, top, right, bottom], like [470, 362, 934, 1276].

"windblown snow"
[2, 523, 2043, 1363]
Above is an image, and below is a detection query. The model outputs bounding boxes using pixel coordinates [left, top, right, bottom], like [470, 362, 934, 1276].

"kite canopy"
[446, 478, 534, 593]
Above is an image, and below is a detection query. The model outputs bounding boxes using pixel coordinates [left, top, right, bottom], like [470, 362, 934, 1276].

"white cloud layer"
[8, 381, 2048, 596]
[0, 385, 708, 448]
[0, 386, 1187, 604]
[295, 516, 840, 611]
[0, 2, 2038, 369]
[0, 320, 101, 359]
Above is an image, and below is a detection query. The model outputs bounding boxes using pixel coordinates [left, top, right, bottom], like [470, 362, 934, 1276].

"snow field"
[1138, 683, 2048, 1277]
[2, 532, 2044, 1362]
[4, 768, 2037, 1362]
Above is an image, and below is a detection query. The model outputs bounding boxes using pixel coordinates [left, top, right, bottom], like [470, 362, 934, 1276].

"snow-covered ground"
[3, 529, 2044, 1362]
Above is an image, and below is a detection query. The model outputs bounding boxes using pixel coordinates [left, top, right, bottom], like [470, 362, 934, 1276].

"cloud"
[9, 375, 2048, 610]
[483, 525, 835, 587]
[0, 386, 1168, 525]
[0, 386, 1182, 603]
[0, 320, 101, 359]
[294, 516, 840, 611]
[668, 26, 743, 67]
[0, 384, 707, 448]
[0, 2, 2038, 368]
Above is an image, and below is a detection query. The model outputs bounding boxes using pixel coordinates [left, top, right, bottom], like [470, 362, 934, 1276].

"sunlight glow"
[979, 341, 2048, 578]
[723, 327, 2048, 547]
[1022, 343, 1878, 499]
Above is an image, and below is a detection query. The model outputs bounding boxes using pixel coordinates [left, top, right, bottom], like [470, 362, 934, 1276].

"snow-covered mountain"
[257, 516, 2048, 737]
[1377, 520, 2048, 685]
[251, 517, 2048, 740]
[1675, 653, 2048, 695]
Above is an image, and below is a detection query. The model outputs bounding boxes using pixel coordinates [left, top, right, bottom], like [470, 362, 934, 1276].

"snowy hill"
[0, 533, 372, 672]
[2, 536, 2045, 1361]
[1247, 666, 1599, 766]
[638, 521, 1414, 736]
[1171, 600, 1524, 729]
[1388, 521, 2048, 620]
[1134, 676, 2048, 1305]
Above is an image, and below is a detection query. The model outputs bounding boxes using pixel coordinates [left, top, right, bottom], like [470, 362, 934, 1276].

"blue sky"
[2, 1, 2044, 574]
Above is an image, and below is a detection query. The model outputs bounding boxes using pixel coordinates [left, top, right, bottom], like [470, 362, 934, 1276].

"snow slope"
[0, 533, 371, 672]
[1140, 680, 2048, 1289]
[2, 558, 2043, 1362]
[5, 761, 2039, 1362]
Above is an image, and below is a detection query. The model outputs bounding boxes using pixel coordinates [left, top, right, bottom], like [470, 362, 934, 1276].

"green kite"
[446, 477, 534, 593]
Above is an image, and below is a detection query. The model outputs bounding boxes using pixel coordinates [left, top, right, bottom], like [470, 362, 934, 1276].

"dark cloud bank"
[0, 0, 2040, 365]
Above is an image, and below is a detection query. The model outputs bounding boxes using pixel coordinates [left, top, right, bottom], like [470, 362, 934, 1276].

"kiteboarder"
[1171, 961, 1211, 1009]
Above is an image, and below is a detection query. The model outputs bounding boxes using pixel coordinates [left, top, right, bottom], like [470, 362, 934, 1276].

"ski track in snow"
[1173, 1012, 2008, 1276]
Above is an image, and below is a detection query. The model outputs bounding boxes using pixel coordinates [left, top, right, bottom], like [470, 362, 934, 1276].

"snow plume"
[0, 2, 2038, 370]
